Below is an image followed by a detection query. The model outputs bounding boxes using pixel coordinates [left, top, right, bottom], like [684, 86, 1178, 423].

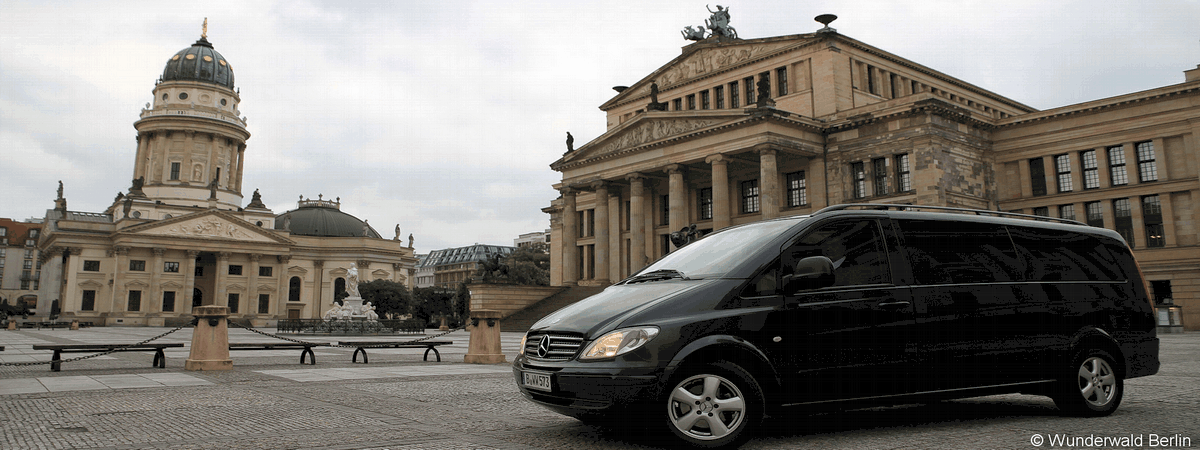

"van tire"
[1052, 348, 1123, 417]
[663, 361, 764, 448]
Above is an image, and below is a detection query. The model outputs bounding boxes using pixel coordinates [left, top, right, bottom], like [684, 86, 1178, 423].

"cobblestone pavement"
[1, 328, 1197, 449]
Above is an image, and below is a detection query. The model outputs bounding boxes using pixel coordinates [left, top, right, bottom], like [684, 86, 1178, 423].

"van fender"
[663, 335, 783, 397]
[1066, 326, 1125, 376]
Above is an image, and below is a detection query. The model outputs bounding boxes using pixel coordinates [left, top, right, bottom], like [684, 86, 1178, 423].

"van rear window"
[897, 219, 1023, 285]
[1006, 226, 1122, 281]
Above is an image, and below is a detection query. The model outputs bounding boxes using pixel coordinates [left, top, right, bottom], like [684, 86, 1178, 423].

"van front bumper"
[513, 356, 664, 418]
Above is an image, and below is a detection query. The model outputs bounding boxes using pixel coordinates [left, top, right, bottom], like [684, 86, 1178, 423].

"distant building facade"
[0, 218, 45, 313]
[417, 244, 517, 290]
[36, 29, 417, 326]
[546, 20, 1200, 329]
[413, 254, 434, 288]
[514, 230, 551, 249]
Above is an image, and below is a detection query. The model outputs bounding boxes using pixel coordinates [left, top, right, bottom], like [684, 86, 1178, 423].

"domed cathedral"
[36, 23, 418, 326]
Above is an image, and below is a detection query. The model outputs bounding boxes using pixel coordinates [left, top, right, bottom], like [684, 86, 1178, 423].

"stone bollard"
[185, 306, 233, 371]
[6, 320, 14, 331]
[439, 315, 449, 331]
[464, 309, 506, 364]
[70, 320, 79, 331]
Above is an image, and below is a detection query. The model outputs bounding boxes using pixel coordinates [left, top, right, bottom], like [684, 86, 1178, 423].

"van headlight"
[518, 334, 527, 355]
[579, 327, 659, 360]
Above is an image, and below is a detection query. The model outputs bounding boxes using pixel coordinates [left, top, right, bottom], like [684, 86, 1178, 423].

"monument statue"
[323, 302, 341, 321]
[565, 132, 574, 154]
[346, 263, 360, 298]
[682, 25, 707, 41]
[363, 302, 378, 321]
[756, 76, 774, 107]
[208, 175, 219, 199]
[248, 188, 266, 208]
[394, 224, 401, 240]
[408, 233, 414, 248]
[704, 5, 738, 39]
[647, 82, 668, 111]
[281, 216, 291, 231]
[201, 18, 207, 39]
[57, 180, 64, 199]
[363, 220, 370, 237]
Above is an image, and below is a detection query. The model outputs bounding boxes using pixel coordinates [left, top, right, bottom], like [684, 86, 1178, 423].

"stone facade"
[0, 219, 45, 313]
[547, 28, 1200, 330]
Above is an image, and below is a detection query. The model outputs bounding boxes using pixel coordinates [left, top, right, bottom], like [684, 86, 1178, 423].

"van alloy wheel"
[668, 373, 746, 441]
[1077, 356, 1118, 408]
[1053, 348, 1123, 417]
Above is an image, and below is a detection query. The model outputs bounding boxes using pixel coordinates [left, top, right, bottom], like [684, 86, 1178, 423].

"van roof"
[807, 203, 1125, 243]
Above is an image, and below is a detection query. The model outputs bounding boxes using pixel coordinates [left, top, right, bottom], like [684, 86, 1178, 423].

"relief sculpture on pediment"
[595, 119, 719, 158]
[162, 218, 255, 240]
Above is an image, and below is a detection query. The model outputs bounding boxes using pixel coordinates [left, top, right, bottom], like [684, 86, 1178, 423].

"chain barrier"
[227, 320, 468, 349]
[0, 325, 188, 367]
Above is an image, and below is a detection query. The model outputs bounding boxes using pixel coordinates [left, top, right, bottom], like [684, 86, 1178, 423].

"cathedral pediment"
[602, 36, 813, 110]
[120, 210, 293, 245]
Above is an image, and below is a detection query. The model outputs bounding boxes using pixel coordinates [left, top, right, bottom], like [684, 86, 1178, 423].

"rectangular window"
[729, 81, 740, 108]
[228, 293, 239, 313]
[661, 235, 671, 256]
[164, 261, 180, 273]
[661, 195, 670, 226]
[776, 67, 788, 96]
[687, 94, 696, 110]
[867, 65, 878, 95]
[1054, 154, 1073, 193]
[23, 260, 32, 270]
[170, 162, 181, 180]
[1085, 201, 1104, 228]
[1080, 150, 1099, 189]
[673, 98, 682, 111]
[759, 71, 770, 100]
[895, 154, 912, 192]
[258, 294, 270, 314]
[1114, 198, 1134, 246]
[83, 260, 100, 272]
[872, 158, 888, 196]
[1033, 207, 1049, 217]
[162, 291, 176, 312]
[741, 180, 760, 214]
[700, 90, 710, 109]
[1059, 204, 1076, 221]
[786, 171, 807, 207]
[259, 266, 273, 277]
[1108, 145, 1128, 186]
[228, 265, 243, 275]
[1136, 141, 1158, 182]
[714, 86, 724, 109]
[852, 162, 867, 199]
[81, 290, 96, 311]
[698, 188, 713, 220]
[129, 260, 146, 271]
[195, 266, 204, 276]
[744, 77, 755, 104]
[624, 200, 630, 231]
[128, 290, 142, 312]
[1029, 157, 1047, 196]
[1143, 195, 1165, 248]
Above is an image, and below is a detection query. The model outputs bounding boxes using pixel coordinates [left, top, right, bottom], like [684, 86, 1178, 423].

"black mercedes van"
[513, 204, 1159, 448]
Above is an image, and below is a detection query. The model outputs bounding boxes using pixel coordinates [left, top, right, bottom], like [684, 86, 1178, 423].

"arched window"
[289, 276, 301, 302]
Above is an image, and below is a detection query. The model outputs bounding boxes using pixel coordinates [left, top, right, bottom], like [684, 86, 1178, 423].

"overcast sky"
[2, 1, 1197, 252]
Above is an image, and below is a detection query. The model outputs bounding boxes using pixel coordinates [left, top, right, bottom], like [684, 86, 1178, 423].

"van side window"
[784, 220, 890, 287]
[898, 219, 1022, 285]
[1006, 226, 1121, 281]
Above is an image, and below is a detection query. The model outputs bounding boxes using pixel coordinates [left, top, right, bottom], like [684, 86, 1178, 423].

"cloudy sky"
[2, 1, 1197, 252]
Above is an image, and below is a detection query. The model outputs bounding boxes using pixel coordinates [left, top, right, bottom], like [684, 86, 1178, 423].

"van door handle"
[877, 301, 910, 308]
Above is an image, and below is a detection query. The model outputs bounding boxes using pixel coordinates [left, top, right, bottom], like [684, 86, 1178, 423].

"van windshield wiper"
[625, 269, 689, 284]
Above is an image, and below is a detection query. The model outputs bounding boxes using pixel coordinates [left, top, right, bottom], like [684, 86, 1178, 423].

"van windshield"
[631, 218, 802, 281]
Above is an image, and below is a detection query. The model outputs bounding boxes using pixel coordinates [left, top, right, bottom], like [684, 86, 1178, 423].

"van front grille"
[524, 332, 586, 362]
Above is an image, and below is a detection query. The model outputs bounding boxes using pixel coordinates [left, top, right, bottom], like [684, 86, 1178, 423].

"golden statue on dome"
[201, 18, 207, 39]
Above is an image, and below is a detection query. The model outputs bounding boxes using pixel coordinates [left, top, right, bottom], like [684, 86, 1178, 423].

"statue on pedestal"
[346, 263, 360, 298]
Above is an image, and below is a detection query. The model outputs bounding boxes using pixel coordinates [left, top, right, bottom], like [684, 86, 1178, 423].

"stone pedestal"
[6, 321, 14, 331]
[464, 309, 506, 364]
[439, 316, 449, 331]
[186, 306, 233, 371]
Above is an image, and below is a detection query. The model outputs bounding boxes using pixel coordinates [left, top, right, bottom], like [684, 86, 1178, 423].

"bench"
[229, 342, 330, 365]
[337, 340, 452, 363]
[31, 343, 184, 372]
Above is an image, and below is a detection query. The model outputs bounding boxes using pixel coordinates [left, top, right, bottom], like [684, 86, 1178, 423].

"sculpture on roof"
[409, 233, 414, 248]
[682, 25, 706, 41]
[394, 224, 401, 240]
[705, 5, 737, 40]
[756, 76, 775, 107]
[647, 81, 669, 111]
[57, 180, 64, 199]
[565, 132, 574, 154]
[55, 181, 67, 212]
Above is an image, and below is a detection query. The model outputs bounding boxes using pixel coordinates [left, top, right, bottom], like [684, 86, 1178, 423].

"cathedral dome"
[161, 37, 235, 89]
[274, 200, 380, 238]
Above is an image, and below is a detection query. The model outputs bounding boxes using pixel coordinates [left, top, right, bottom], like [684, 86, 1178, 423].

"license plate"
[522, 371, 553, 392]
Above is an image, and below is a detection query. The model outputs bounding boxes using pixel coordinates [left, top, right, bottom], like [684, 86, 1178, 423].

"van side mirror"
[782, 256, 835, 293]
